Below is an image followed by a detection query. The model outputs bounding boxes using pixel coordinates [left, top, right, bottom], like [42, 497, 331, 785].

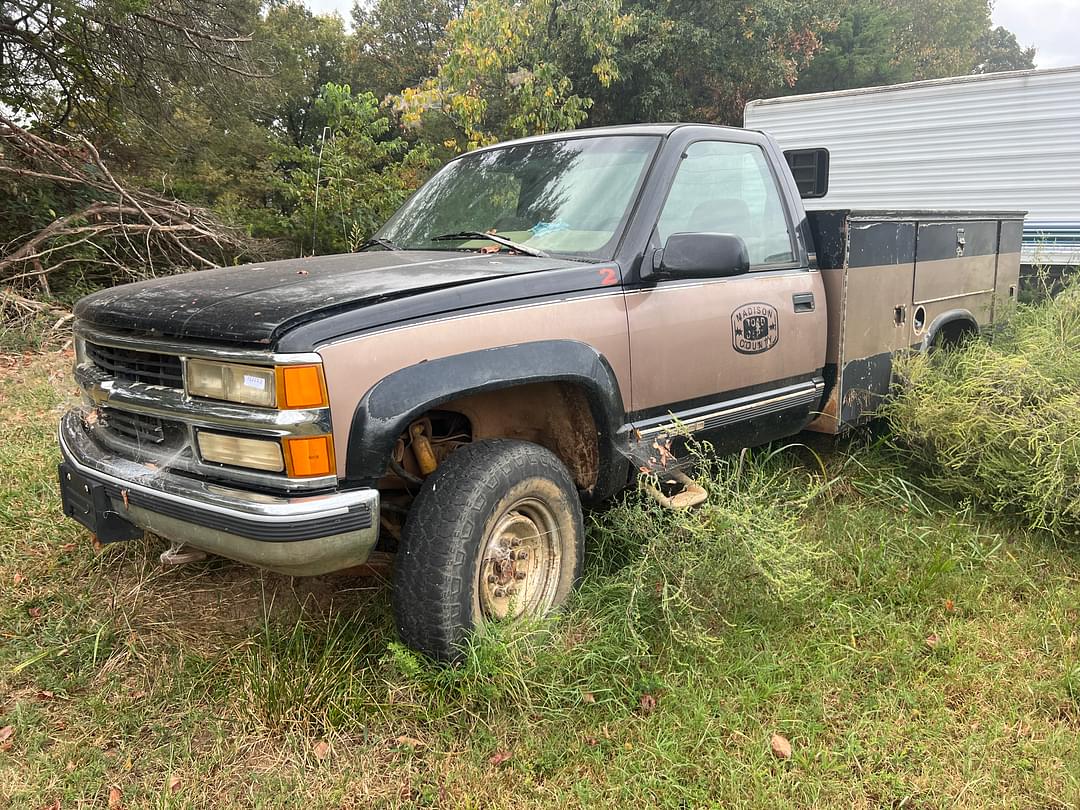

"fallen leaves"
[167, 775, 181, 793]
[925, 633, 940, 649]
[639, 693, 658, 714]
[394, 735, 424, 750]
[0, 725, 14, 750]
[488, 750, 512, 767]
[107, 785, 122, 808]
[312, 740, 330, 761]
[770, 732, 792, 760]
[580, 690, 596, 704]
[12, 572, 25, 586]
[27, 606, 43, 619]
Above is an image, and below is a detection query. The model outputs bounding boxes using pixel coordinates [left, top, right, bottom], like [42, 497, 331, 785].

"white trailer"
[744, 66, 1080, 268]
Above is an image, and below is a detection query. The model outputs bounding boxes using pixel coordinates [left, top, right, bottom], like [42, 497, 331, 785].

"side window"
[784, 148, 829, 198]
[656, 141, 796, 268]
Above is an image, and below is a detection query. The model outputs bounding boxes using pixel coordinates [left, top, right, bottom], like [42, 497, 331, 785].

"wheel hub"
[478, 500, 560, 620]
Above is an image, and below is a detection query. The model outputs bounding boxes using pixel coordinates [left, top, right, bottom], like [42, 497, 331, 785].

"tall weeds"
[886, 281, 1080, 534]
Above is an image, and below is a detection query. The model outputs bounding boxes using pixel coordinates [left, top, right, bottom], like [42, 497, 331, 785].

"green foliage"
[587, 447, 829, 658]
[794, 0, 1031, 94]
[352, 0, 464, 101]
[1, 0, 266, 132]
[395, 0, 633, 149]
[973, 26, 1037, 74]
[2, 0, 1037, 314]
[255, 4, 355, 149]
[277, 84, 435, 255]
[579, 0, 831, 125]
[886, 283, 1080, 534]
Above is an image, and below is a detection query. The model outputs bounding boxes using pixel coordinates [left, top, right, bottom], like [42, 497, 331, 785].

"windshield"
[377, 135, 660, 259]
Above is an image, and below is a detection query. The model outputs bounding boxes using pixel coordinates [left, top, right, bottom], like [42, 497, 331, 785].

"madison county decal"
[731, 302, 779, 354]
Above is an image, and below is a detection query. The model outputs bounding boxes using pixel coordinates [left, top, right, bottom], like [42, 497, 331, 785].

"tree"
[972, 26, 1036, 74]
[788, 1, 905, 92]
[255, 4, 355, 150]
[567, 0, 832, 126]
[277, 83, 434, 254]
[351, 0, 464, 100]
[0, 114, 268, 308]
[794, 0, 1032, 94]
[395, 0, 634, 149]
[0, 0, 267, 131]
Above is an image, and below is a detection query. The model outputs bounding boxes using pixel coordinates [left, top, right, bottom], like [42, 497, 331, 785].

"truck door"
[624, 139, 827, 449]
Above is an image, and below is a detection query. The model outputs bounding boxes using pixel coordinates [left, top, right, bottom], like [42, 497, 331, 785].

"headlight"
[186, 359, 276, 407]
[197, 431, 285, 472]
[185, 360, 328, 409]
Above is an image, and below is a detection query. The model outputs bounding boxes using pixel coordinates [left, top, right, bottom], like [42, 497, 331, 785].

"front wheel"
[392, 439, 584, 662]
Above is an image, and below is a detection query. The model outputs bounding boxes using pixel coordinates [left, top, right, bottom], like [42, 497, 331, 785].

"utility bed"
[806, 209, 1024, 432]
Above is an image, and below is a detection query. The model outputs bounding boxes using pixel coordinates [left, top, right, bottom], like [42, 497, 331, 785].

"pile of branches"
[0, 116, 273, 337]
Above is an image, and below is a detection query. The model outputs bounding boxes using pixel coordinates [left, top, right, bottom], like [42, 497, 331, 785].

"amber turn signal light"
[276, 364, 328, 409]
[284, 435, 335, 477]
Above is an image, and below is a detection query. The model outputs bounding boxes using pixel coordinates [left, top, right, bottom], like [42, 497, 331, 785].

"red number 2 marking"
[599, 267, 618, 286]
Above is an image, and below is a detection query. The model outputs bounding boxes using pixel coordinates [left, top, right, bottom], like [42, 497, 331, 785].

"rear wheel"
[392, 439, 583, 661]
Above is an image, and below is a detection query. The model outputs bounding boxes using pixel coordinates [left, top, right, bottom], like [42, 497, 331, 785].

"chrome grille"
[86, 342, 184, 388]
[99, 407, 186, 448]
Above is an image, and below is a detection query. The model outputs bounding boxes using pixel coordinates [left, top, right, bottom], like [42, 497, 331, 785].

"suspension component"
[409, 420, 438, 476]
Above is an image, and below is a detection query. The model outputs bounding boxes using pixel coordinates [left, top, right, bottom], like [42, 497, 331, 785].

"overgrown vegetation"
[1, 321, 1077, 805]
[888, 280, 1080, 534]
[0, 0, 1037, 347]
[0, 3, 1069, 806]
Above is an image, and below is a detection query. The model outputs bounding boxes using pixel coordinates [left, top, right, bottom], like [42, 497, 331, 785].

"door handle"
[793, 292, 815, 313]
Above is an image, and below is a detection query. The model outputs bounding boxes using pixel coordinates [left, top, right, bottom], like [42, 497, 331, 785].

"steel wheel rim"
[478, 496, 561, 620]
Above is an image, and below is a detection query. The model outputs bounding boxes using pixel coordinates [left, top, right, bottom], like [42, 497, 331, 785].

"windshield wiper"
[357, 237, 401, 251]
[431, 231, 548, 258]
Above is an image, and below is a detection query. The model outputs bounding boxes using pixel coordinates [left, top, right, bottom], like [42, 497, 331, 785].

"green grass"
[1, 352, 1077, 808]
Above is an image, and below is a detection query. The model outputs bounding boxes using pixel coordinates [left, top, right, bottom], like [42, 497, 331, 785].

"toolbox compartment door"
[913, 220, 998, 304]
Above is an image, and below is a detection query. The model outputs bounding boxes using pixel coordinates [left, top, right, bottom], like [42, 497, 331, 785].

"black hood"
[75, 250, 590, 346]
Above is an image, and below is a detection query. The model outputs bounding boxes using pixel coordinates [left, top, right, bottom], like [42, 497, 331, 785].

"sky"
[304, 0, 1079, 70]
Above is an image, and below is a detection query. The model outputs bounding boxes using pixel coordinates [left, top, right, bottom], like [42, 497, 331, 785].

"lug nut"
[510, 538, 521, 547]
[494, 587, 506, 598]
[506, 586, 517, 596]
[487, 575, 497, 584]
[515, 571, 526, 580]
[516, 551, 529, 561]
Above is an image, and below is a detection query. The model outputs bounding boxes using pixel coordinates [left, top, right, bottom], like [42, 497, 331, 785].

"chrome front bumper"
[59, 411, 379, 576]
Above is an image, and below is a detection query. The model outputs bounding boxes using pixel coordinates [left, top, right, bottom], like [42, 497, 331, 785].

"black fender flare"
[921, 309, 979, 352]
[343, 340, 630, 497]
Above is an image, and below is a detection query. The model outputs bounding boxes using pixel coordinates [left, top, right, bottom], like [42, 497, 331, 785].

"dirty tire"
[393, 439, 583, 662]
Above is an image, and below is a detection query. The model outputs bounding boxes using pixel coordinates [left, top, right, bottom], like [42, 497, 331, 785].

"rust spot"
[438, 382, 600, 491]
[805, 387, 840, 434]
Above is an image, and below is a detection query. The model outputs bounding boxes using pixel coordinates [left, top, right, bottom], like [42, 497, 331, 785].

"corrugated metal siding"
[743, 67, 1080, 264]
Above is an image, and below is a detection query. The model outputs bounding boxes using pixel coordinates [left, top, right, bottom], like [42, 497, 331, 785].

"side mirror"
[648, 232, 750, 281]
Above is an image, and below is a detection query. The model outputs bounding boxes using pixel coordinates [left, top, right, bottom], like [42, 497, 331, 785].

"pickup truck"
[58, 124, 1023, 660]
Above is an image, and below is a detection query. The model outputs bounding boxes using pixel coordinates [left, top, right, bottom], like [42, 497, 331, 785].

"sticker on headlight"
[243, 374, 267, 390]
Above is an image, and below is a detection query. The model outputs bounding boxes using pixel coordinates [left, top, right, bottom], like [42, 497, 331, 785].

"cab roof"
[462, 123, 751, 157]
